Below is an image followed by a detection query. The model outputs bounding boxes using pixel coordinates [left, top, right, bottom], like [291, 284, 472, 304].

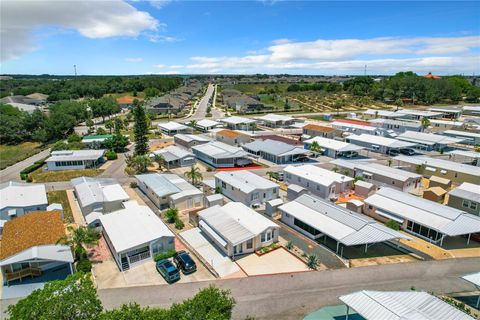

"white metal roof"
[429, 119, 464, 126]
[337, 161, 421, 182]
[339, 290, 474, 320]
[192, 141, 248, 159]
[71, 177, 129, 210]
[347, 134, 416, 149]
[443, 130, 480, 138]
[395, 109, 443, 118]
[364, 188, 480, 236]
[448, 182, 480, 200]
[174, 133, 211, 143]
[369, 118, 422, 128]
[257, 113, 294, 123]
[332, 122, 378, 132]
[304, 136, 364, 152]
[151, 145, 194, 162]
[157, 121, 189, 131]
[46, 149, 105, 162]
[220, 116, 257, 125]
[363, 109, 397, 117]
[0, 245, 74, 266]
[0, 181, 48, 210]
[215, 170, 278, 194]
[243, 139, 309, 157]
[462, 272, 480, 287]
[136, 173, 202, 200]
[393, 155, 480, 177]
[397, 131, 464, 145]
[447, 150, 480, 159]
[428, 107, 463, 113]
[99, 200, 174, 254]
[198, 202, 278, 246]
[284, 164, 354, 187]
[279, 194, 409, 246]
[196, 119, 220, 128]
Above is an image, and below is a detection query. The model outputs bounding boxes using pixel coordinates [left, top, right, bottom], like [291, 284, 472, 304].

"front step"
[121, 261, 130, 271]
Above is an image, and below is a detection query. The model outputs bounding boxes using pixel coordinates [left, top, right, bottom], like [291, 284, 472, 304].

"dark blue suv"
[156, 259, 180, 283]
[173, 250, 197, 274]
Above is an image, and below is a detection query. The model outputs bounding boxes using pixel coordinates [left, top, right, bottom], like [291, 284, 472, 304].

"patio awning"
[199, 220, 228, 247]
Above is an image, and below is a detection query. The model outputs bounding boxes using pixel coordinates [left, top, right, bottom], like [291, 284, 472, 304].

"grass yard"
[230, 83, 290, 95]
[47, 190, 74, 223]
[0, 142, 45, 170]
[31, 168, 104, 183]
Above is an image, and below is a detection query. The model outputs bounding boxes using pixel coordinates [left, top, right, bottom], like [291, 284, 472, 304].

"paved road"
[0, 148, 51, 182]
[187, 84, 215, 120]
[95, 257, 480, 320]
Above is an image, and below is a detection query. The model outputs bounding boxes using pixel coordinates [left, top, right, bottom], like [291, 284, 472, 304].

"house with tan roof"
[302, 123, 341, 139]
[215, 129, 251, 146]
[0, 211, 74, 295]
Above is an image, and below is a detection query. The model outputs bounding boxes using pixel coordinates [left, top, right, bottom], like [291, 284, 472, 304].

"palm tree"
[309, 141, 322, 155]
[153, 154, 165, 171]
[189, 120, 197, 128]
[306, 254, 319, 270]
[387, 159, 393, 167]
[57, 226, 99, 260]
[134, 154, 152, 173]
[185, 165, 203, 186]
[249, 122, 257, 133]
[421, 116, 430, 132]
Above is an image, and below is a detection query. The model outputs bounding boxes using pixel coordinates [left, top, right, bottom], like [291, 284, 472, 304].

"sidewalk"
[66, 189, 86, 226]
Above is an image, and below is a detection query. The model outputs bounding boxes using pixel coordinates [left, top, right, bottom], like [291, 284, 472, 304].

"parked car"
[173, 250, 197, 274]
[400, 148, 415, 156]
[387, 149, 400, 156]
[156, 259, 180, 283]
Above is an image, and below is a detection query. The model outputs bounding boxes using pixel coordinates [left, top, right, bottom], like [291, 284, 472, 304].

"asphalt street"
[0, 148, 51, 182]
[96, 257, 480, 320]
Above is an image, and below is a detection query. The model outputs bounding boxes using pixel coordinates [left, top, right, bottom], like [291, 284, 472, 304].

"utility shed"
[287, 184, 307, 201]
[423, 187, 447, 203]
[339, 290, 475, 320]
[428, 175, 452, 190]
[266, 198, 284, 217]
[354, 180, 376, 198]
[346, 199, 364, 213]
[205, 194, 224, 208]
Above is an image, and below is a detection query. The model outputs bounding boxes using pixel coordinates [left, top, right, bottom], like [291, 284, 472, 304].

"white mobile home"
[304, 136, 364, 158]
[215, 170, 279, 206]
[71, 177, 129, 220]
[99, 201, 175, 271]
[196, 119, 220, 132]
[242, 139, 310, 164]
[447, 182, 480, 216]
[346, 134, 416, 154]
[198, 202, 279, 257]
[283, 164, 354, 200]
[364, 187, 480, 246]
[442, 130, 480, 146]
[369, 118, 422, 133]
[220, 116, 257, 130]
[45, 150, 105, 171]
[174, 133, 211, 149]
[136, 173, 203, 211]
[279, 194, 409, 257]
[150, 145, 196, 168]
[158, 121, 191, 135]
[396, 131, 464, 151]
[192, 141, 251, 168]
[0, 181, 48, 225]
[256, 114, 295, 128]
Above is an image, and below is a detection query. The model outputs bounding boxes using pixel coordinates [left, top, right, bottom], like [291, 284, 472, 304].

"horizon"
[1, 1, 479, 76]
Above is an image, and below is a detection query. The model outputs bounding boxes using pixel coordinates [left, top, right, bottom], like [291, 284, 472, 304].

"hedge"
[20, 159, 46, 180]
[105, 150, 118, 160]
[76, 259, 92, 273]
[154, 249, 177, 262]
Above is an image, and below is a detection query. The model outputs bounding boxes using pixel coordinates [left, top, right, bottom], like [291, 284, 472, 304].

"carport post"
[336, 241, 340, 253]
[467, 233, 471, 245]
[345, 305, 349, 320]
[476, 295, 480, 309]
[365, 243, 368, 253]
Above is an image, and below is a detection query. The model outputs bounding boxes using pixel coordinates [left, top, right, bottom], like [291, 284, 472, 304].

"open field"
[31, 168, 104, 183]
[47, 190, 74, 223]
[0, 142, 45, 170]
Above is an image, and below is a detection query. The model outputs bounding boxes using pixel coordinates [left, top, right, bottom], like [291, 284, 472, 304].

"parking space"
[236, 247, 310, 276]
[180, 228, 245, 278]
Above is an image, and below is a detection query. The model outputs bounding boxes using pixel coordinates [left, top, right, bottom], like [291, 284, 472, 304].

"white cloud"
[148, 0, 172, 9]
[160, 36, 480, 74]
[1, 0, 159, 61]
[125, 57, 143, 62]
[147, 34, 180, 43]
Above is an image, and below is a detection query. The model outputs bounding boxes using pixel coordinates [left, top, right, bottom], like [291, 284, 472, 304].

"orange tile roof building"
[302, 123, 341, 139]
[216, 129, 251, 146]
[0, 211, 74, 286]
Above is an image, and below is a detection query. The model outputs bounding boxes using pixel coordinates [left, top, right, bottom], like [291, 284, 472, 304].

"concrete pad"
[66, 189, 86, 226]
[180, 228, 241, 278]
[349, 255, 417, 268]
[399, 232, 453, 260]
[236, 248, 310, 276]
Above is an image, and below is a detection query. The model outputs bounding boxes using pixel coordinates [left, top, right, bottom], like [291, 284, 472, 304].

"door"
[234, 244, 243, 255]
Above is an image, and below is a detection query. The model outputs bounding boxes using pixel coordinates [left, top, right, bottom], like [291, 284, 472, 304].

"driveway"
[180, 228, 242, 278]
[236, 248, 310, 276]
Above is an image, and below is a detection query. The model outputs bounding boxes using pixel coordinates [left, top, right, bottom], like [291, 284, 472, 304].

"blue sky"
[1, 1, 479, 75]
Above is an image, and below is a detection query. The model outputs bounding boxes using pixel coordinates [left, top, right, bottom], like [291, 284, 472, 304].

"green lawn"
[31, 168, 104, 183]
[0, 142, 45, 170]
[47, 190, 74, 223]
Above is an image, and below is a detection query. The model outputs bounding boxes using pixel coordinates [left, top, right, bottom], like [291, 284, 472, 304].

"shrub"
[76, 259, 92, 273]
[175, 218, 184, 230]
[130, 181, 138, 188]
[165, 208, 178, 224]
[306, 254, 319, 270]
[154, 249, 177, 261]
[286, 241, 294, 250]
[105, 150, 118, 160]
[385, 219, 401, 231]
[19, 159, 45, 179]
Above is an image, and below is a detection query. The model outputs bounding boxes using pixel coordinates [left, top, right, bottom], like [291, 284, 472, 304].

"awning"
[425, 166, 436, 172]
[199, 220, 228, 247]
[376, 209, 404, 223]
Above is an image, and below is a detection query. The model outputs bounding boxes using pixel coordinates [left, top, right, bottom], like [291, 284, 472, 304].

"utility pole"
[364, 65, 367, 76]
[73, 64, 77, 76]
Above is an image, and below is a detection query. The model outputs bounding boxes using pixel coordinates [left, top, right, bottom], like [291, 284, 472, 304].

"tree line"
[0, 76, 182, 101]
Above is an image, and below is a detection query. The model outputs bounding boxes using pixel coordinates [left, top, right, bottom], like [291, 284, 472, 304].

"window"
[246, 239, 253, 249]
[470, 202, 478, 210]
[297, 177, 301, 183]
[252, 193, 259, 200]
[293, 218, 320, 236]
[261, 233, 265, 242]
[222, 181, 226, 189]
[462, 200, 470, 208]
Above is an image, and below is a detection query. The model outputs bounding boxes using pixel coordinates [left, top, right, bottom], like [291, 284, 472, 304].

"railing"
[128, 251, 151, 265]
[5, 267, 42, 284]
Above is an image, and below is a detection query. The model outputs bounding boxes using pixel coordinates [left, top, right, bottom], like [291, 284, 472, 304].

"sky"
[1, 0, 479, 75]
